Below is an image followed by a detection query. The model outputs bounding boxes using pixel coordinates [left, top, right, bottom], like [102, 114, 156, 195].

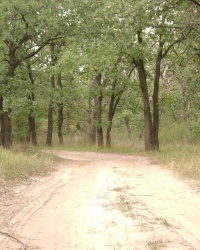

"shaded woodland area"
[0, 0, 199, 150]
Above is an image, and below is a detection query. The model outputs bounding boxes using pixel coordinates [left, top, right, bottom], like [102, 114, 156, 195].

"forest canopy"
[0, 0, 199, 150]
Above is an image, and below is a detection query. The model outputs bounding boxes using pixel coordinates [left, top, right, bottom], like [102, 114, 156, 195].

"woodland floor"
[0, 150, 200, 249]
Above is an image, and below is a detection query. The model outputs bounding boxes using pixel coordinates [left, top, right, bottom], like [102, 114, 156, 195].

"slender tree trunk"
[88, 97, 96, 145]
[134, 31, 153, 151]
[46, 94, 54, 146]
[106, 123, 112, 148]
[57, 104, 63, 145]
[1, 48, 16, 148]
[152, 49, 162, 150]
[46, 44, 56, 146]
[125, 117, 131, 135]
[3, 111, 12, 149]
[27, 115, 37, 145]
[94, 74, 104, 148]
[106, 88, 121, 148]
[152, 37, 164, 150]
[57, 74, 64, 145]
[27, 64, 37, 145]
[106, 93, 115, 148]
[135, 59, 153, 151]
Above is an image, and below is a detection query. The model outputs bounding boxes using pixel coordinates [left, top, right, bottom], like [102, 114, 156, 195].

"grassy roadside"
[0, 120, 199, 183]
[146, 143, 200, 181]
[146, 121, 200, 182]
[0, 145, 60, 180]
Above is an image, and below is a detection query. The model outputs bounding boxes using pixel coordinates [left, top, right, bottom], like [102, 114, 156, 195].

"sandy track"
[0, 151, 200, 249]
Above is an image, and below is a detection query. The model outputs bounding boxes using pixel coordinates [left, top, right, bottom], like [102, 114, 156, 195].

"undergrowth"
[0, 145, 60, 180]
[147, 143, 200, 180]
[148, 120, 200, 181]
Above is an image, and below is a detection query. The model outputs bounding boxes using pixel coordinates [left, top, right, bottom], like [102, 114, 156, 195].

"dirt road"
[0, 151, 200, 250]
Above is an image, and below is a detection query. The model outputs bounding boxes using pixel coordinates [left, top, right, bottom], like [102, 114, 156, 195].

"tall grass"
[0, 145, 59, 180]
[148, 120, 200, 181]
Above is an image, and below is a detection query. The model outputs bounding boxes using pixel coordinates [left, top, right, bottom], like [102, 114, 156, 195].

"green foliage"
[0, 0, 199, 150]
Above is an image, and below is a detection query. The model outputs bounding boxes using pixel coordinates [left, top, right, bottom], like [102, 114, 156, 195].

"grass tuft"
[0, 145, 59, 180]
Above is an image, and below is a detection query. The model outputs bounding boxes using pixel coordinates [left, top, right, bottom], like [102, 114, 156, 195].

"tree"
[0, 0, 68, 148]
[57, 73, 64, 145]
[93, 73, 104, 148]
[90, 0, 192, 150]
[46, 44, 56, 146]
[27, 63, 37, 145]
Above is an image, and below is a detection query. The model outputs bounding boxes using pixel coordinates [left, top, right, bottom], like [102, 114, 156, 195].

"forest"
[0, 0, 199, 152]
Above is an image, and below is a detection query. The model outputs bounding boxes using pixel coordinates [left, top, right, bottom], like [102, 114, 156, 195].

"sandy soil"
[0, 150, 200, 250]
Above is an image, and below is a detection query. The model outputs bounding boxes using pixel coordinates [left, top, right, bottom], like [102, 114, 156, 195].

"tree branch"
[189, 0, 200, 7]
[16, 36, 62, 66]
[162, 30, 192, 59]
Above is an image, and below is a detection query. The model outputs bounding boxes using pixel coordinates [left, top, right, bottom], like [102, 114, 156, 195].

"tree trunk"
[152, 50, 162, 150]
[152, 37, 164, 150]
[46, 102, 54, 146]
[27, 114, 37, 145]
[106, 87, 121, 148]
[57, 104, 63, 145]
[88, 97, 96, 145]
[3, 111, 12, 149]
[94, 74, 104, 148]
[135, 59, 153, 151]
[57, 74, 63, 145]
[134, 31, 153, 151]
[106, 92, 115, 148]
[106, 125, 112, 148]
[46, 44, 56, 146]
[1, 47, 16, 148]
[125, 117, 131, 135]
[27, 64, 37, 145]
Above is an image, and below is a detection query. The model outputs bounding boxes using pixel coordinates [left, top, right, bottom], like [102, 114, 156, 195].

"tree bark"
[125, 117, 131, 135]
[2, 111, 12, 149]
[1, 46, 16, 148]
[134, 31, 153, 151]
[106, 94, 115, 148]
[135, 59, 153, 151]
[152, 38, 164, 150]
[27, 64, 37, 145]
[106, 83, 122, 148]
[88, 97, 96, 145]
[46, 88, 54, 146]
[46, 44, 56, 146]
[57, 74, 64, 145]
[94, 74, 104, 148]
[27, 115, 37, 145]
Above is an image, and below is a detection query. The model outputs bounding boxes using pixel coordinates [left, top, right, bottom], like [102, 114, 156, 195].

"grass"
[146, 120, 200, 182]
[0, 145, 60, 180]
[147, 240, 165, 250]
[147, 143, 200, 180]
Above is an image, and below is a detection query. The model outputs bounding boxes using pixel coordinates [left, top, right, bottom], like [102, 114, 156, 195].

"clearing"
[0, 151, 200, 249]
